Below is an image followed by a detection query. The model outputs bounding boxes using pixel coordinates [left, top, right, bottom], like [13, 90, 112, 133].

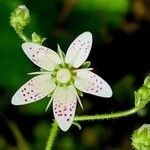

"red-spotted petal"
[74, 70, 112, 98]
[65, 32, 92, 68]
[12, 74, 56, 105]
[22, 42, 61, 71]
[53, 85, 77, 131]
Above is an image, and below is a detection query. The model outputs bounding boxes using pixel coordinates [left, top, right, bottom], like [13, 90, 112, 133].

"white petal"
[53, 85, 77, 131]
[65, 32, 92, 68]
[12, 74, 56, 105]
[22, 42, 61, 71]
[74, 70, 112, 98]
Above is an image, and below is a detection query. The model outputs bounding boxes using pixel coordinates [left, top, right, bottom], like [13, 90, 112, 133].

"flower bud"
[32, 32, 46, 44]
[132, 124, 150, 150]
[134, 86, 150, 108]
[10, 5, 30, 30]
[144, 76, 150, 89]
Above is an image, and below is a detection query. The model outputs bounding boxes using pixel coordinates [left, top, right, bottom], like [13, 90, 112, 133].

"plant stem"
[45, 121, 58, 150]
[15, 29, 30, 42]
[45, 106, 143, 149]
[74, 107, 139, 121]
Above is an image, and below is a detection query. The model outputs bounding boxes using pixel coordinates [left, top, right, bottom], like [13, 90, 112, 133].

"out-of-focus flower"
[132, 124, 150, 150]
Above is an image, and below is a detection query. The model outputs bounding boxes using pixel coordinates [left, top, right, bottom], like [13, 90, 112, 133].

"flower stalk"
[74, 107, 139, 121]
[45, 121, 59, 150]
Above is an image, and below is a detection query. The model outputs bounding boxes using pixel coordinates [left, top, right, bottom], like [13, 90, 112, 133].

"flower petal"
[65, 32, 92, 68]
[22, 42, 61, 71]
[12, 74, 56, 105]
[74, 70, 112, 98]
[53, 85, 77, 131]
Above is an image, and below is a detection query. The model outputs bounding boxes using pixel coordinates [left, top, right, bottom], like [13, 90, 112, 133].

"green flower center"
[56, 68, 71, 84]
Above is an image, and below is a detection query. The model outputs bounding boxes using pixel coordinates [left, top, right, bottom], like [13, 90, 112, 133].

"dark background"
[0, 0, 150, 149]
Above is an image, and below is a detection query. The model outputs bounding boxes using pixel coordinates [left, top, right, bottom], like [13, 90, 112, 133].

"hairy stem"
[74, 107, 139, 121]
[15, 29, 30, 42]
[45, 121, 58, 150]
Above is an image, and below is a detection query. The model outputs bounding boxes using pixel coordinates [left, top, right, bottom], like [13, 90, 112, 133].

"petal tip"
[59, 126, 70, 132]
[83, 31, 92, 37]
[105, 86, 113, 98]
[55, 120, 72, 132]
[11, 96, 19, 105]
[21, 42, 28, 46]
[107, 90, 113, 98]
[21, 42, 36, 51]
[21, 42, 29, 51]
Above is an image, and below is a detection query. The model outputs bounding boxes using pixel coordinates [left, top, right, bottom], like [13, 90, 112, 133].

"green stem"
[74, 107, 139, 121]
[45, 106, 144, 149]
[45, 121, 59, 150]
[15, 28, 30, 42]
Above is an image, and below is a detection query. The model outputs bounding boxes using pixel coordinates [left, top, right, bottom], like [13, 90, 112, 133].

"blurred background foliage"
[0, 0, 150, 149]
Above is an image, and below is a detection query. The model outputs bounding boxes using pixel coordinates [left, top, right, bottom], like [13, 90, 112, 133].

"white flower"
[12, 32, 112, 131]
